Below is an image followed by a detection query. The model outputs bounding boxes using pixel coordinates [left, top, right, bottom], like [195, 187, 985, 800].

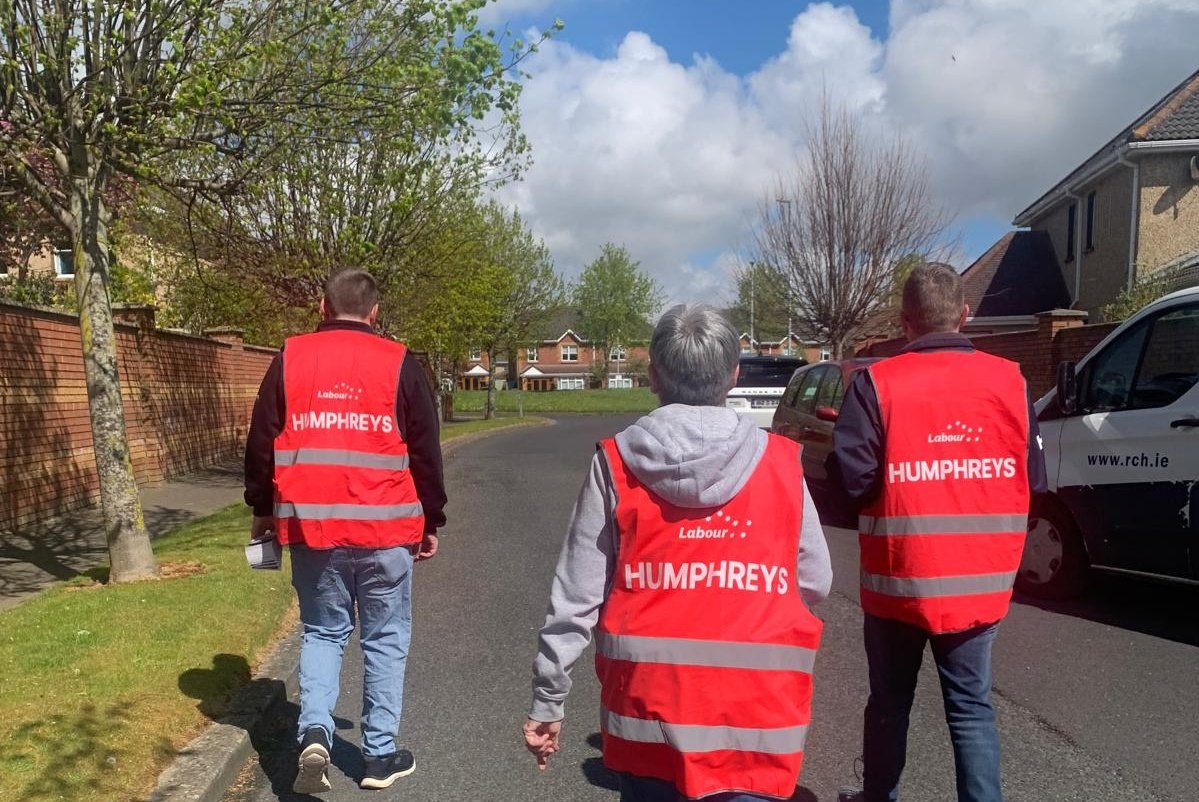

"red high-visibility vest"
[273, 329, 424, 549]
[595, 434, 823, 800]
[860, 349, 1030, 634]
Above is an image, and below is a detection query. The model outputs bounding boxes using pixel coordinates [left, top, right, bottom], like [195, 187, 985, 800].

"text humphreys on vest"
[289, 410, 395, 434]
[624, 561, 790, 595]
[887, 420, 1018, 485]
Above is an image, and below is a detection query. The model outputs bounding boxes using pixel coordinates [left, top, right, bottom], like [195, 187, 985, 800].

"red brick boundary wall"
[858, 310, 1122, 398]
[0, 300, 276, 530]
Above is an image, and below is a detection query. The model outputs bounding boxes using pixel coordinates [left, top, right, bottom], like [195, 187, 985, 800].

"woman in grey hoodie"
[522, 304, 833, 801]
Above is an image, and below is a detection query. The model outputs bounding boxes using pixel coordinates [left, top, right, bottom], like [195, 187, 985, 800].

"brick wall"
[858, 311, 1122, 397]
[0, 301, 276, 529]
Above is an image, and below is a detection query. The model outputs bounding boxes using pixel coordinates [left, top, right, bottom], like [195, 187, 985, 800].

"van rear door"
[1056, 301, 1199, 579]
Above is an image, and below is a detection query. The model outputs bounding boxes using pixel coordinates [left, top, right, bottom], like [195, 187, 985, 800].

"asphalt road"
[224, 415, 1199, 802]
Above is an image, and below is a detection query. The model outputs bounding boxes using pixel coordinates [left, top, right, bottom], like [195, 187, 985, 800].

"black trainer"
[293, 727, 332, 795]
[837, 789, 865, 802]
[359, 750, 416, 790]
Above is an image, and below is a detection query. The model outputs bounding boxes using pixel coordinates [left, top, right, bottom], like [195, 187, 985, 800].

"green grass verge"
[452, 388, 657, 414]
[440, 415, 549, 439]
[0, 505, 293, 802]
[0, 417, 538, 802]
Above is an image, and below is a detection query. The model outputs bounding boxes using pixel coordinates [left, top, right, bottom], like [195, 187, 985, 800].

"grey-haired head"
[649, 304, 740, 407]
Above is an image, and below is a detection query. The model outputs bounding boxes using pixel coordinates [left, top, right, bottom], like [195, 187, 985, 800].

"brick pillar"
[204, 328, 247, 454]
[111, 304, 165, 484]
[112, 303, 157, 331]
[1035, 310, 1089, 395]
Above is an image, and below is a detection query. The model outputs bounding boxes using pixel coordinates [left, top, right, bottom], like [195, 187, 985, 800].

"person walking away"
[244, 268, 446, 794]
[833, 263, 1047, 802]
[522, 304, 833, 801]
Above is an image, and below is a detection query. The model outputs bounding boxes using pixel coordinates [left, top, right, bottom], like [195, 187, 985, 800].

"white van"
[1018, 286, 1199, 598]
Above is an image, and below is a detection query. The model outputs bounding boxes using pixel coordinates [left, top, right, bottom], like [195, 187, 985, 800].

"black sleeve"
[244, 354, 285, 517]
[832, 370, 885, 507]
[395, 351, 446, 534]
[1026, 389, 1049, 495]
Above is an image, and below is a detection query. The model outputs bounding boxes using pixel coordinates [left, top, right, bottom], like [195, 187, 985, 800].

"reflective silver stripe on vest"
[602, 709, 807, 755]
[274, 502, 423, 521]
[597, 633, 816, 673]
[274, 448, 410, 471]
[858, 513, 1027, 536]
[860, 570, 1017, 598]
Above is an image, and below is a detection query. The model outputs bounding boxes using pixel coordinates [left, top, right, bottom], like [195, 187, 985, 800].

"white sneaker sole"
[359, 758, 416, 790]
[293, 743, 332, 794]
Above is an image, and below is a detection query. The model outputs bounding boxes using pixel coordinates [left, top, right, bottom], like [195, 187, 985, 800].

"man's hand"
[415, 533, 439, 561]
[250, 515, 275, 542]
[522, 718, 562, 771]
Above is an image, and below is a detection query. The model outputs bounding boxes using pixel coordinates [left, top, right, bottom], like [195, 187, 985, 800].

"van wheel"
[1017, 498, 1087, 599]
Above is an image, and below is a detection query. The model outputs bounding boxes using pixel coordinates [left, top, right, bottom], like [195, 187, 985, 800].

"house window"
[820, 347, 831, 362]
[561, 344, 578, 361]
[54, 249, 75, 278]
[469, 348, 481, 361]
[608, 374, 633, 389]
[609, 345, 626, 361]
[526, 347, 539, 363]
[557, 377, 584, 390]
[1085, 191, 1096, 251]
[1065, 203, 1077, 262]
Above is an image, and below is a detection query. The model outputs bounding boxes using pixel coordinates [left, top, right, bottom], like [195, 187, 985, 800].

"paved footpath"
[223, 415, 1199, 802]
[0, 459, 246, 611]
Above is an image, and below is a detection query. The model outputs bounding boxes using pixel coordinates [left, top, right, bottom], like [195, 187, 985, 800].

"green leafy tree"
[728, 262, 792, 346]
[572, 244, 663, 383]
[0, 0, 541, 581]
[1099, 264, 1188, 323]
[472, 202, 563, 418]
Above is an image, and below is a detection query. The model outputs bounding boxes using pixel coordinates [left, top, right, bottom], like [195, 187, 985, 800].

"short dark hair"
[902, 262, 965, 336]
[324, 268, 378, 318]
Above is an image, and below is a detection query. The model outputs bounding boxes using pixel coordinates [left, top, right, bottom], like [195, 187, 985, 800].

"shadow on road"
[581, 732, 819, 801]
[1014, 573, 1199, 647]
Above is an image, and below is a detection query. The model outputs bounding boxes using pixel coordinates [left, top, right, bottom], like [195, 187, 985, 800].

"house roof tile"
[961, 230, 1070, 316]
[1015, 67, 1199, 223]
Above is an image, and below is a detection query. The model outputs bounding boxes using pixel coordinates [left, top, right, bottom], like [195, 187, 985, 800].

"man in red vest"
[522, 304, 832, 801]
[834, 263, 1047, 802]
[244, 268, 445, 794]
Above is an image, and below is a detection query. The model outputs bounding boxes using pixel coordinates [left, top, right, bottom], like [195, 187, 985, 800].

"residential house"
[739, 332, 830, 363]
[982, 66, 1199, 319]
[457, 325, 652, 392]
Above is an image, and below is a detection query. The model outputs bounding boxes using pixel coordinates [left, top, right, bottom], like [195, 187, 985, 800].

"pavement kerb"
[148, 415, 554, 802]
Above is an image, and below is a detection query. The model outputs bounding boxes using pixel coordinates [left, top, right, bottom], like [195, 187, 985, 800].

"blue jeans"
[861, 614, 1002, 802]
[290, 543, 414, 757]
[619, 773, 779, 802]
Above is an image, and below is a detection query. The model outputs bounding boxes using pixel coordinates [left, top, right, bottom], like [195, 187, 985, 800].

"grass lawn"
[452, 387, 657, 414]
[440, 415, 549, 439]
[0, 505, 292, 802]
[0, 416, 537, 802]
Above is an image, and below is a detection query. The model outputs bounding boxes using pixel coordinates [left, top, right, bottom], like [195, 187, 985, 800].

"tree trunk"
[71, 188, 157, 582]
[484, 347, 497, 420]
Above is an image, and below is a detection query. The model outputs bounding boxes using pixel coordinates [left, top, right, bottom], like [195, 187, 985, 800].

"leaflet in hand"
[245, 535, 282, 570]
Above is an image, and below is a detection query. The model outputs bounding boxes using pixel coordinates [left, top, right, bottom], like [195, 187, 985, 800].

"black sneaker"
[359, 750, 416, 790]
[293, 727, 332, 795]
[837, 789, 865, 802]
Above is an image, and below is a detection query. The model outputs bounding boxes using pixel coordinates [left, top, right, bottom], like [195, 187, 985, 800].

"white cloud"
[496, 1, 1199, 306]
[495, 31, 791, 304]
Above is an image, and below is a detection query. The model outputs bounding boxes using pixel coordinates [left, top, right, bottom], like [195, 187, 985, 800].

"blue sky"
[481, 0, 1199, 304]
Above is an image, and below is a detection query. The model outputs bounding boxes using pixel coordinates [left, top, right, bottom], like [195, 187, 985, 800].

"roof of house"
[520, 364, 590, 377]
[961, 231, 1071, 317]
[532, 306, 653, 344]
[1014, 67, 1199, 224]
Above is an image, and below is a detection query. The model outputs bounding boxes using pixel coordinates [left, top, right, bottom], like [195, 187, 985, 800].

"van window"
[1081, 320, 1148, 412]
[1129, 304, 1199, 409]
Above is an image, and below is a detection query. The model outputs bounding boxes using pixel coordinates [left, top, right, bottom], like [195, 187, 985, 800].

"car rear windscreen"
[737, 361, 803, 387]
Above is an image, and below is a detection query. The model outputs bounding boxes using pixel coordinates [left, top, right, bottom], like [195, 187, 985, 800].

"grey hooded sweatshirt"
[529, 404, 832, 723]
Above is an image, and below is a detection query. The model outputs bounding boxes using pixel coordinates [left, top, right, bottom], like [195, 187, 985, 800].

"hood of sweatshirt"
[613, 404, 767, 509]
